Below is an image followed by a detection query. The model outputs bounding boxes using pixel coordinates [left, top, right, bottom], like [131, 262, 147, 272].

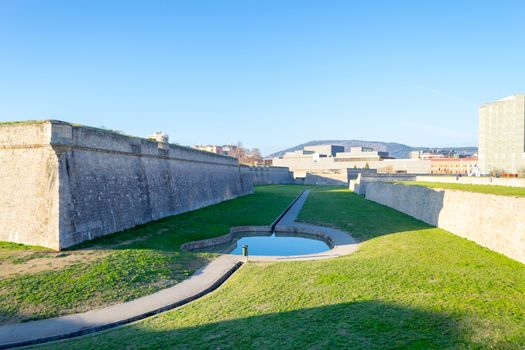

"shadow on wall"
[47, 301, 471, 349]
[298, 189, 432, 242]
[365, 183, 446, 227]
[364, 182, 525, 264]
[304, 174, 347, 187]
[351, 175, 418, 195]
[94, 186, 436, 252]
[66, 186, 303, 253]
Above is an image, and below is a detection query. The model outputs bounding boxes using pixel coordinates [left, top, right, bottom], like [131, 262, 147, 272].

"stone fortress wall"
[304, 170, 349, 186]
[241, 165, 293, 185]
[414, 175, 525, 188]
[0, 121, 292, 250]
[365, 182, 525, 264]
[349, 172, 525, 196]
[349, 173, 420, 195]
[0, 122, 61, 249]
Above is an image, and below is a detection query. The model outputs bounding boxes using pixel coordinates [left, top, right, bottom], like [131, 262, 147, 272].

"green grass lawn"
[0, 185, 305, 325]
[37, 187, 525, 349]
[400, 181, 525, 197]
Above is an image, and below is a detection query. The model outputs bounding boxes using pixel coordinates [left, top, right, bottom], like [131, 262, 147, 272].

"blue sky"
[1, 0, 524, 155]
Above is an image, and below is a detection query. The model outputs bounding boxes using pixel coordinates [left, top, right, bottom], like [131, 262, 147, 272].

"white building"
[478, 94, 525, 174]
[272, 145, 431, 178]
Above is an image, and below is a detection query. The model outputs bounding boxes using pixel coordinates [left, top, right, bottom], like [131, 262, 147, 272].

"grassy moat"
[0, 185, 304, 325]
[1, 186, 524, 349]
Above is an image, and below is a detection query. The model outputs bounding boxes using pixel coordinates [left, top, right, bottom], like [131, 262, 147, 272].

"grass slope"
[0, 185, 304, 325]
[38, 188, 525, 349]
[401, 181, 525, 197]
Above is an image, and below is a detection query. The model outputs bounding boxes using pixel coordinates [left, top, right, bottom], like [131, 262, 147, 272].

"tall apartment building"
[478, 94, 525, 174]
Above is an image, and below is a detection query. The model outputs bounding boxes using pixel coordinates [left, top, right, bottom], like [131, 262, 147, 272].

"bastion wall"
[240, 165, 293, 185]
[304, 171, 349, 186]
[415, 175, 525, 188]
[0, 121, 290, 250]
[365, 182, 525, 264]
[349, 173, 418, 195]
[0, 122, 61, 249]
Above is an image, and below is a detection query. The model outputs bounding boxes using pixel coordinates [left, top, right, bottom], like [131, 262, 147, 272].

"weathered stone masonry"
[0, 121, 291, 250]
[365, 182, 525, 264]
[241, 165, 293, 185]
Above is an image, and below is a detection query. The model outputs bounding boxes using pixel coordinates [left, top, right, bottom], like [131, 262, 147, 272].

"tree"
[249, 148, 263, 165]
[224, 142, 263, 166]
[229, 142, 246, 161]
[364, 162, 370, 169]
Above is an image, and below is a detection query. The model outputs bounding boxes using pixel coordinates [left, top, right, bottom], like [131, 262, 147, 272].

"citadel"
[0, 120, 292, 250]
[0, 95, 524, 257]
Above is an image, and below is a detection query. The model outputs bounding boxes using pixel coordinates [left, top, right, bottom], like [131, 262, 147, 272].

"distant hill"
[265, 140, 477, 159]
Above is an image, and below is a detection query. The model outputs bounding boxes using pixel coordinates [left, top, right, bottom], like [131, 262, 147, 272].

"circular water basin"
[194, 231, 332, 256]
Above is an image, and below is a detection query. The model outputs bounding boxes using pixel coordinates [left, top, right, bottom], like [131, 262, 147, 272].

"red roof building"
[430, 157, 478, 175]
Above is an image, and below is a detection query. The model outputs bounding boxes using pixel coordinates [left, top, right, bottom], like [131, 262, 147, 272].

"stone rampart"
[304, 172, 348, 186]
[241, 165, 293, 185]
[415, 175, 525, 188]
[349, 173, 418, 195]
[0, 122, 60, 248]
[365, 182, 525, 264]
[0, 121, 253, 249]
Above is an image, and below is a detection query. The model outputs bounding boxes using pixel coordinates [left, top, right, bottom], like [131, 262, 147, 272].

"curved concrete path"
[248, 190, 359, 262]
[0, 189, 358, 349]
[0, 256, 242, 349]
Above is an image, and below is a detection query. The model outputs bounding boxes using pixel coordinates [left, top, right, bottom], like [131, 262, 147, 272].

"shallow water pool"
[195, 231, 331, 256]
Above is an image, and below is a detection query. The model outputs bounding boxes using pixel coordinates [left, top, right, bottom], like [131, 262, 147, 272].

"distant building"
[148, 132, 169, 144]
[430, 157, 478, 175]
[304, 145, 344, 156]
[408, 151, 420, 159]
[272, 144, 431, 177]
[222, 145, 240, 157]
[148, 132, 170, 150]
[193, 144, 262, 165]
[409, 151, 445, 160]
[262, 158, 273, 166]
[479, 94, 525, 174]
[334, 147, 392, 162]
[193, 145, 224, 154]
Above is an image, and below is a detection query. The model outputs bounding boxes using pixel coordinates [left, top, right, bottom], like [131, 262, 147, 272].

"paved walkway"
[0, 189, 359, 349]
[0, 255, 242, 349]
[250, 190, 359, 262]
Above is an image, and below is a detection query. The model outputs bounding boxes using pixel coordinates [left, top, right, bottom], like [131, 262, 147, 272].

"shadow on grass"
[84, 185, 435, 252]
[45, 300, 469, 350]
[0, 186, 309, 325]
[66, 186, 309, 253]
[298, 188, 435, 242]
